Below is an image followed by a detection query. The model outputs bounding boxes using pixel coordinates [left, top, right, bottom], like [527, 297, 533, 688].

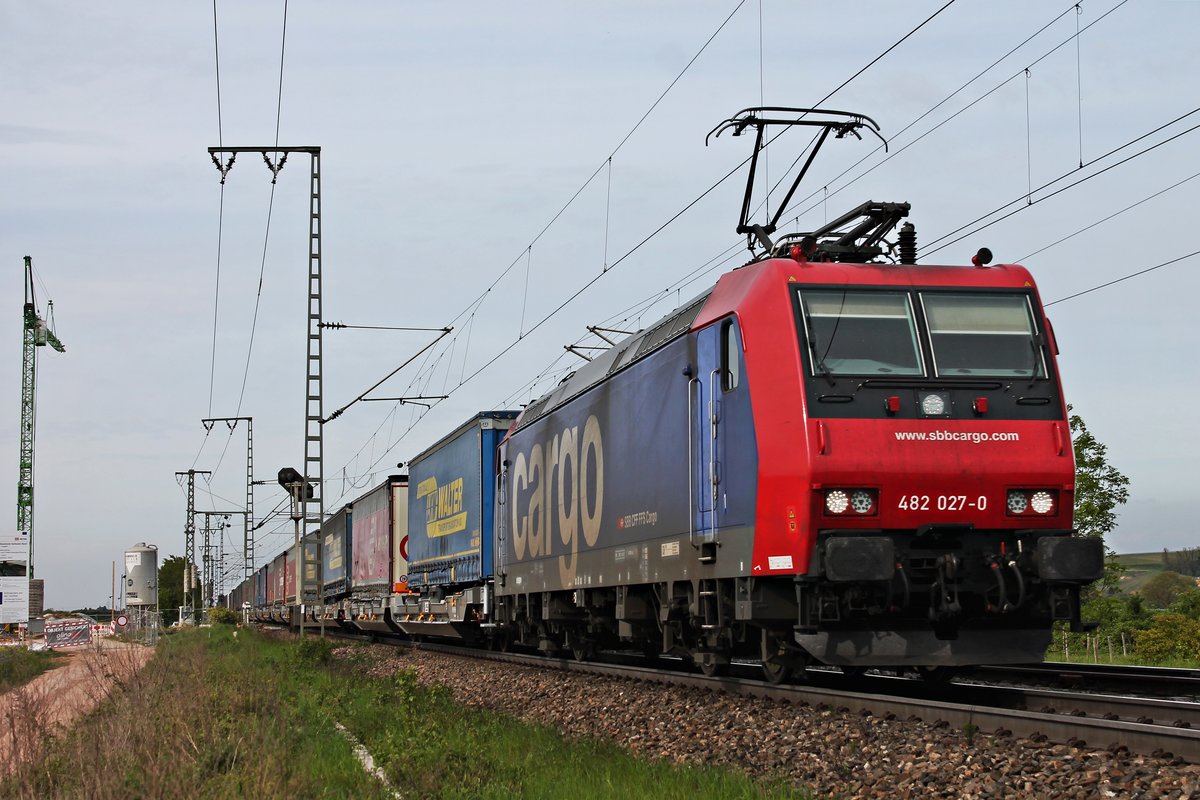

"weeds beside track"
[1, 628, 810, 799]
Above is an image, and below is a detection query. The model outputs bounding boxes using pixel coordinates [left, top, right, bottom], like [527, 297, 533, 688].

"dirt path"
[0, 639, 153, 773]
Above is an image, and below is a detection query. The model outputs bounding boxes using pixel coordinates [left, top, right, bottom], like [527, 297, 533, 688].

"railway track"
[974, 661, 1200, 698]
[290, 625, 1200, 763]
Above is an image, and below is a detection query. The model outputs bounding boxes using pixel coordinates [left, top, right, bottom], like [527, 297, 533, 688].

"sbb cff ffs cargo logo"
[509, 415, 604, 587]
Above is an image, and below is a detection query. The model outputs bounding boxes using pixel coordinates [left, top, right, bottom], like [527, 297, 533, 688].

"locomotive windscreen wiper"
[1027, 338, 1042, 389]
[808, 338, 837, 387]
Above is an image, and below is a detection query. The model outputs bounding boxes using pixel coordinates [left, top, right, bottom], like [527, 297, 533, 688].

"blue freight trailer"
[392, 411, 516, 640]
[321, 506, 353, 600]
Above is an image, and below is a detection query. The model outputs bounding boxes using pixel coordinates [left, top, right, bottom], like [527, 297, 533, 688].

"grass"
[333, 661, 807, 799]
[1, 630, 396, 798]
[0, 646, 64, 693]
[1, 629, 811, 799]
[1047, 651, 1200, 669]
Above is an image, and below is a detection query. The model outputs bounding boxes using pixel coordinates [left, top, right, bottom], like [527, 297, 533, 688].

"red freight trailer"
[285, 547, 298, 604]
[272, 551, 287, 623]
[350, 476, 408, 596]
[349, 475, 408, 634]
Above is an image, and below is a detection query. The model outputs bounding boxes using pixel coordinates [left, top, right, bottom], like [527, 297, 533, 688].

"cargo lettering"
[511, 415, 604, 586]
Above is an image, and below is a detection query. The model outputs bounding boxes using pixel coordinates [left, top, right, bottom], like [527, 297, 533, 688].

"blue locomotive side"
[496, 329, 759, 596]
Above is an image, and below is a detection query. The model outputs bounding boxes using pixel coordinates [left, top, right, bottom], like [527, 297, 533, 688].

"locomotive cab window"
[798, 290, 923, 377]
[721, 318, 740, 391]
[920, 293, 1046, 378]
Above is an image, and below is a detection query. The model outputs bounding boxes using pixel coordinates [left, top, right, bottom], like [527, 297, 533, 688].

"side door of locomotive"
[689, 318, 742, 558]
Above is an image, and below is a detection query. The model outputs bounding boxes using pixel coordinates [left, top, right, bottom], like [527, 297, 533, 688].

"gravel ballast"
[335, 644, 1198, 798]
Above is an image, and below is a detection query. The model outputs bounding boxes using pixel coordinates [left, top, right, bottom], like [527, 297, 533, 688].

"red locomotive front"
[703, 251, 1101, 670]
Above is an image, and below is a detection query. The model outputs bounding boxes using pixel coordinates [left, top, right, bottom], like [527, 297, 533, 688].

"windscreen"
[799, 290, 923, 376]
[921, 293, 1045, 377]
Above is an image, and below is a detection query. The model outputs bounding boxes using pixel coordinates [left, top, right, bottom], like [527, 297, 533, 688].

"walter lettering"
[424, 477, 467, 537]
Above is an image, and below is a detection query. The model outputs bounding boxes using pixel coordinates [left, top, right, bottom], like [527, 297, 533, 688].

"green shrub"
[207, 608, 238, 625]
[0, 647, 62, 692]
[292, 636, 333, 666]
[1136, 613, 1200, 662]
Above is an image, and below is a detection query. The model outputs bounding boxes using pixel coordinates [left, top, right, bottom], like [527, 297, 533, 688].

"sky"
[2, 1, 1197, 610]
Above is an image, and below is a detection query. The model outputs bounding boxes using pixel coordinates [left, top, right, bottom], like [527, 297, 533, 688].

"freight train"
[228, 109, 1103, 681]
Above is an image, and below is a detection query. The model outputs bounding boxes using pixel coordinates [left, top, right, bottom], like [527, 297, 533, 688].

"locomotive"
[231, 109, 1103, 681]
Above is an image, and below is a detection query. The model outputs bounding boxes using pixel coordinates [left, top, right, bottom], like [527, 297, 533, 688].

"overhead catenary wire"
[920, 108, 1200, 257]
[1015, 168, 1200, 263]
[198, 0, 291, 498]
[760, 0, 959, 200]
[766, 0, 1126, 239]
[206, 0, 290, 427]
[1045, 250, 1200, 306]
[208, 0, 225, 419]
[433, 0, 749, 340]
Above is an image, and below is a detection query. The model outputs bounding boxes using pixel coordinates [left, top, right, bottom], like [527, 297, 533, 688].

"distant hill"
[1113, 552, 1169, 594]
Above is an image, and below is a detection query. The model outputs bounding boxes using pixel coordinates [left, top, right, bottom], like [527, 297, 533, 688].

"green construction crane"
[17, 256, 65, 580]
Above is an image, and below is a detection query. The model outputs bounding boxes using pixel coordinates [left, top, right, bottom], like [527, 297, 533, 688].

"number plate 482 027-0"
[897, 494, 988, 512]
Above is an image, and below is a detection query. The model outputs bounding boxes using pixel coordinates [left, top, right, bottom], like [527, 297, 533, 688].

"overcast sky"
[2, 1, 1197, 610]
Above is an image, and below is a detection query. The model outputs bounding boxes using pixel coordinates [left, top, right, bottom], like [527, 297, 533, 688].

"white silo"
[125, 543, 158, 607]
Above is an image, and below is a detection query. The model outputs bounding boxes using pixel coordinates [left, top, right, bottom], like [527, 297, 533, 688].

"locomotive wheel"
[694, 650, 729, 677]
[760, 632, 793, 685]
[761, 659, 790, 685]
[571, 639, 595, 662]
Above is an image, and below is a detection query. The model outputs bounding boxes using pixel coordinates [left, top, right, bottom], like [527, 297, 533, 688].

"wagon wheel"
[916, 665, 956, 683]
[694, 649, 729, 677]
[840, 666, 868, 680]
[761, 659, 790, 685]
[570, 638, 595, 662]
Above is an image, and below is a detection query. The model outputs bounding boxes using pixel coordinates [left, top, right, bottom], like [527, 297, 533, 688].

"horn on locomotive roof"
[707, 107, 890, 256]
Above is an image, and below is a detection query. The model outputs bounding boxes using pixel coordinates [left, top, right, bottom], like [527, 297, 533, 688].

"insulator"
[898, 222, 917, 265]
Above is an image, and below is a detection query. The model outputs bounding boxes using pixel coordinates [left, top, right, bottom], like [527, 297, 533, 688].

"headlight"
[824, 489, 877, 515]
[850, 490, 874, 514]
[1007, 489, 1058, 516]
[1030, 491, 1054, 514]
[919, 392, 950, 416]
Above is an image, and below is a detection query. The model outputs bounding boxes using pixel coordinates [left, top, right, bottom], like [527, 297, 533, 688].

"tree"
[157, 555, 204, 624]
[1070, 408, 1131, 544]
[1163, 547, 1200, 578]
[1069, 409, 1131, 598]
[1169, 589, 1200, 619]
[1139, 571, 1198, 609]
